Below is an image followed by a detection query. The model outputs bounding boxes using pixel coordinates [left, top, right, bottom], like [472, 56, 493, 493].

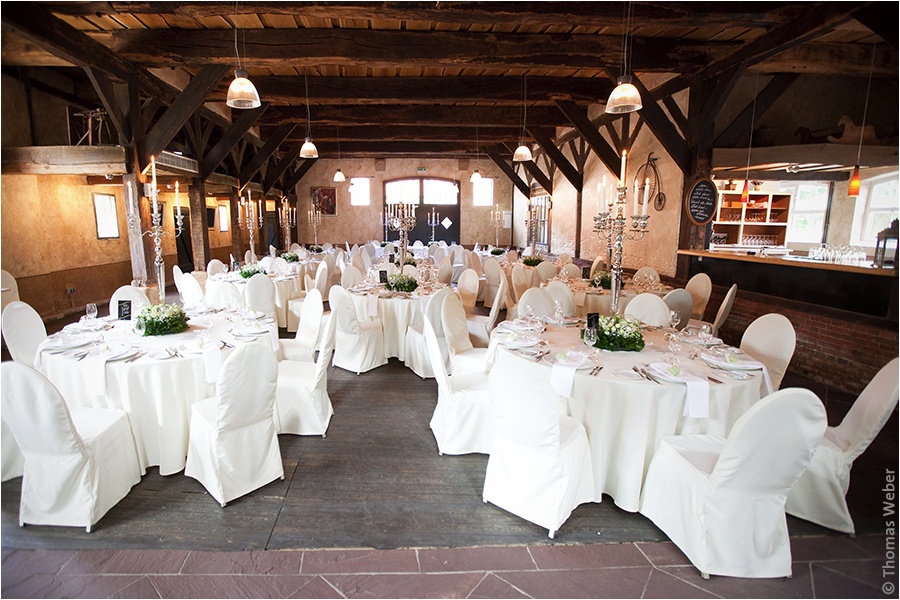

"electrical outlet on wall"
[66, 286, 75, 295]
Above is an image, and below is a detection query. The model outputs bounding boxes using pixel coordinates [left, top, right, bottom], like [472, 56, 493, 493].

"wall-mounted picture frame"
[312, 187, 337, 216]
[93, 193, 119, 239]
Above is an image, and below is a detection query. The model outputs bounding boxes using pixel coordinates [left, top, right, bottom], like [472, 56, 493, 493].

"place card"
[117, 299, 132, 320]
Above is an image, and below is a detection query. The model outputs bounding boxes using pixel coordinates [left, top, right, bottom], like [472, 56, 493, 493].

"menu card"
[117, 299, 132, 320]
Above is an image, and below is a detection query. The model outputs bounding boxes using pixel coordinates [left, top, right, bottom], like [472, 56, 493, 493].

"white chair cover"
[467, 274, 507, 348]
[740, 313, 795, 391]
[483, 358, 595, 538]
[639, 388, 826, 578]
[786, 357, 900, 534]
[205, 280, 243, 311]
[511, 264, 530, 303]
[534, 261, 558, 284]
[441, 292, 490, 375]
[633, 265, 660, 284]
[329, 285, 387, 374]
[271, 256, 289, 276]
[433, 247, 446, 265]
[341, 265, 364, 288]
[179, 272, 206, 308]
[1, 301, 47, 366]
[560, 263, 582, 280]
[402, 264, 419, 277]
[662, 288, 693, 330]
[364, 242, 377, 259]
[690, 283, 738, 337]
[287, 262, 328, 332]
[351, 253, 366, 276]
[279, 289, 324, 363]
[468, 251, 483, 275]
[623, 293, 670, 326]
[424, 320, 494, 455]
[207, 259, 227, 277]
[427, 244, 439, 258]
[437, 256, 453, 285]
[457, 269, 479, 313]
[413, 240, 424, 248]
[245, 273, 277, 320]
[1, 269, 20, 312]
[590, 255, 606, 278]
[404, 288, 453, 379]
[244, 250, 257, 264]
[517, 288, 555, 319]
[185, 342, 283, 506]
[290, 243, 302, 253]
[108, 285, 151, 320]
[482, 257, 503, 309]
[521, 246, 533, 257]
[360, 248, 373, 271]
[545, 281, 576, 318]
[686, 273, 713, 320]
[172, 264, 184, 294]
[506, 250, 519, 263]
[381, 263, 399, 276]
[275, 307, 337, 436]
[322, 243, 333, 252]
[1, 362, 141, 530]
[557, 253, 573, 265]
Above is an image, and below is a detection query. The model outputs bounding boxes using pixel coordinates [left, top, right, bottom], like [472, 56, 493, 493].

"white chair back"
[427, 244, 439, 257]
[590, 255, 605, 278]
[633, 265, 660, 285]
[623, 293, 670, 326]
[179, 272, 206, 308]
[534, 261, 558, 283]
[313, 260, 329, 298]
[457, 269, 479, 312]
[662, 288, 693, 330]
[271, 257, 289, 276]
[521, 246, 534, 257]
[413, 240, 424, 248]
[360, 248, 373, 271]
[341, 265, 364, 288]
[517, 288, 555, 319]
[557, 253, 573, 265]
[489, 357, 561, 452]
[485, 274, 508, 332]
[364, 242, 377, 259]
[740, 313, 796, 391]
[511, 264, 530, 302]
[433, 247, 446, 265]
[215, 343, 278, 431]
[425, 287, 454, 338]
[351, 253, 366, 275]
[205, 280, 242, 310]
[545, 281, 576, 317]
[295, 288, 324, 351]
[560, 263, 582, 280]
[1, 301, 47, 367]
[1, 270, 20, 312]
[108, 285, 151, 319]
[712, 283, 738, 336]
[245, 273, 276, 319]
[402, 264, 419, 277]
[686, 273, 713, 319]
[290, 243, 302, 253]
[834, 356, 900, 463]
[423, 319, 453, 394]
[207, 259, 227, 277]
[441, 292, 474, 355]
[437, 257, 453, 285]
[172, 264, 184, 293]
[244, 250, 257, 264]
[468, 251, 483, 275]
[329, 285, 365, 335]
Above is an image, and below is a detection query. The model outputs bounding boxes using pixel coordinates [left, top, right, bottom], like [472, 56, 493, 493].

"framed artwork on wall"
[93, 193, 119, 239]
[312, 187, 337, 216]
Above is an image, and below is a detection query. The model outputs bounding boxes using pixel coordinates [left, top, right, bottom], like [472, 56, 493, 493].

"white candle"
[619, 150, 627, 186]
[633, 184, 639, 215]
[150, 155, 158, 215]
[642, 177, 650, 215]
[175, 181, 181, 216]
[258, 200, 262, 220]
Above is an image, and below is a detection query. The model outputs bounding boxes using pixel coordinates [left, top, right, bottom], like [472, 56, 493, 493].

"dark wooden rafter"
[714, 73, 801, 147]
[264, 105, 574, 129]
[517, 156, 553, 194]
[0, 67, 96, 111]
[487, 152, 530, 197]
[200, 102, 269, 179]
[530, 129, 582, 192]
[555, 100, 621, 177]
[83, 67, 129, 143]
[278, 125, 549, 144]
[630, 75, 692, 175]
[263, 142, 303, 194]
[696, 68, 744, 140]
[625, 117, 645, 150]
[662, 96, 689, 136]
[604, 123, 622, 153]
[239, 123, 296, 190]
[139, 64, 230, 167]
[281, 159, 318, 194]
[140, 97, 163, 133]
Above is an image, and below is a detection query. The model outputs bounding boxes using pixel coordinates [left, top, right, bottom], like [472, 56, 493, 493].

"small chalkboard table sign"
[684, 178, 718, 226]
[379, 270, 389, 284]
[582, 266, 591, 280]
[117, 299, 132, 320]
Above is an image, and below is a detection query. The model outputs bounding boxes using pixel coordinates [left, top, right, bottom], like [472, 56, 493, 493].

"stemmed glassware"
[85, 303, 98, 321]
[664, 332, 682, 368]
[133, 317, 146, 337]
[668, 309, 680, 331]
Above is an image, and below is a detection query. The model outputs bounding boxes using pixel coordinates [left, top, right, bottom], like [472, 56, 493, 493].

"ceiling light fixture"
[333, 127, 346, 182]
[225, 6, 261, 109]
[606, 1, 642, 114]
[300, 71, 318, 159]
[470, 126, 482, 182]
[849, 43, 877, 197]
[513, 75, 533, 162]
[741, 73, 760, 204]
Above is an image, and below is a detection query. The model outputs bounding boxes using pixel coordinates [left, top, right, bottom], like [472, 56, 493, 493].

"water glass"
[583, 326, 598, 349]
[668, 310, 680, 330]
[133, 318, 146, 337]
[698, 323, 713, 345]
[85, 303, 98, 321]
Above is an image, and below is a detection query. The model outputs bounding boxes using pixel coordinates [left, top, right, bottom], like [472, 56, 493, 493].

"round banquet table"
[489, 323, 768, 512]
[209, 272, 302, 328]
[37, 311, 278, 476]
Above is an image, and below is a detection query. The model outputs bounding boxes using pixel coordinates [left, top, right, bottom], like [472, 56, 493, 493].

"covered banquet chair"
[589, 255, 606, 278]
[545, 280, 576, 318]
[740, 313, 796, 391]
[1, 269, 20, 312]
[287, 261, 328, 333]
[108, 285, 151, 319]
[482, 258, 504, 309]
[689, 283, 738, 337]
[468, 274, 508, 348]
[511, 264, 531, 303]
[205, 280, 242, 311]
[560, 263, 582, 280]
[482, 358, 595, 539]
[457, 268, 479, 313]
[329, 284, 387, 374]
[533, 260, 558, 284]
[245, 272, 277, 320]
[1, 362, 142, 531]
[662, 288, 693, 330]
[685, 272, 713, 320]
[633, 265, 660, 285]
[516, 287, 555, 320]
[441, 292, 491, 376]
[639, 388, 826, 579]
[425, 320, 494, 455]
[184, 342, 283, 507]
[179, 272, 206, 308]
[207, 259, 227, 277]
[404, 287, 453, 379]
[623, 293, 670, 327]
[278, 288, 324, 363]
[786, 357, 900, 534]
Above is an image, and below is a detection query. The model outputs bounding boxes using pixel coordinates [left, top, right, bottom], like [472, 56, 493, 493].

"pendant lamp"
[606, 2, 641, 114]
[225, 13, 260, 109]
[849, 43, 877, 197]
[513, 75, 533, 162]
[333, 127, 345, 181]
[299, 72, 318, 159]
[470, 127, 483, 181]
[740, 73, 760, 204]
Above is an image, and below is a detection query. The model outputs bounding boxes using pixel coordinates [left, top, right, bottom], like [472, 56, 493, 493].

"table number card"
[582, 266, 591, 280]
[587, 312, 599, 330]
[388, 253, 395, 264]
[379, 270, 389, 284]
[118, 299, 132, 320]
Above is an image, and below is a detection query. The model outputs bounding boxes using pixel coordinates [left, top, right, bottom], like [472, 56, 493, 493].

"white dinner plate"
[715, 369, 750, 380]
[44, 337, 91, 351]
[544, 355, 593, 370]
[496, 333, 539, 349]
[614, 369, 644, 380]
[516, 347, 544, 358]
[148, 349, 176, 360]
[179, 340, 223, 355]
[701, 353, 760, 371]
[102, 346, 140, 362]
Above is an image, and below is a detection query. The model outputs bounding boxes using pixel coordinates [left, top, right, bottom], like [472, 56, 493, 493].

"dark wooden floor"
[2, 295, 894, 552]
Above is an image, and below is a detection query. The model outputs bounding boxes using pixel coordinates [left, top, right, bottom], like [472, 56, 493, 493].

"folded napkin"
[550, 352, 587, 398]
[573, 290, 587, 306]
[267, 323, 279, 351]
[82, 344, 132, 396]
[648, 362, 709, 418]
[366, 294, 379, 318]
[202, 345, 223, 383]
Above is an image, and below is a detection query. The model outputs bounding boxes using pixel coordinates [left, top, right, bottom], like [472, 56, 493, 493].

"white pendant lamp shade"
[226, 69, 261, 109]
[513, 144, 533, 162]
[300, 138, 319, 159]
[333, 168, 346, 182]
[469, 169, 482, 183]
[605, 76, 642, 114]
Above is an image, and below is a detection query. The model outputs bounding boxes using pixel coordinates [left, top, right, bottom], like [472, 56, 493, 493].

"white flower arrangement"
[137, 304, 189, 336]
[587, 314, 645, 352]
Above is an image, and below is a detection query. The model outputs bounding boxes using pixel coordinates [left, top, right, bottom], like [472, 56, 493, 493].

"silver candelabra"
[126, 159, 184, 305]
[278, 198, 297, 250]
[307, 206, 322, 246]
[525, 204, 544, 257]
[387, 202, 417, 266]
[593, 186, 650, 314]
[490, 208, 503, 247]
[239, 191, 264, 263]
[426, 208, 440, 243]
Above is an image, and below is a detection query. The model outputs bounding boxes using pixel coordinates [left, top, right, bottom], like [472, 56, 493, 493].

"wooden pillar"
[123, 172, 149, 283]
[189, 177, 210, 271]
[229, 187, 243, 263]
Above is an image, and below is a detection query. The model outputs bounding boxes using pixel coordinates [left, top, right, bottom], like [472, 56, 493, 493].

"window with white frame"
[349, 177, 371, 205]
[385, 179, 420, 205]
[851, 174, 899, 246]
[422, 178, 459, 205]
[472, 177, 494, 206]
[785, 183, 830, 244]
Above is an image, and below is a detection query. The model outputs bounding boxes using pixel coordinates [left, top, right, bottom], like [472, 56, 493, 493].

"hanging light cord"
[857, 42, 877, 165]
[744, 71, 760, 181]
[232, 1, 242, 70]
[521, 75, 528, 143]
[304, 72, 312, 139]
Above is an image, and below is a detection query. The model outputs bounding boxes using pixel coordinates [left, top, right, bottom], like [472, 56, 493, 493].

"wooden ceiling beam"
[530, 129, 582, 192]
[261, 105, 572, 128]
[487, 152, 531, 198]
[239, 123, 295, 190]
[714, 73, 800, 148]
[555, 100, 621, 178]
[630, 75, 692, 175]
[200, 102, 269, 180]
[281, 159, 318, 195]
[263, 142, 303, 195]
[279, 125, 552, 144]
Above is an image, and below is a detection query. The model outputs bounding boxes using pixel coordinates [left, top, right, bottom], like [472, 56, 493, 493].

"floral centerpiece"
[584, 315, 645, 352]
[281, 252, 299, 263]
[490, 247, 505, 255]
[590, 270, 612, 289]
[136, 304, 189, 336]
[395, 256, 418, 267]
[381, 241, 394, 248]
[522, 255, 543, 267]
[239, 264, 261, 279]
[308, 245, 324, 253]
[385, 273, 418, 293]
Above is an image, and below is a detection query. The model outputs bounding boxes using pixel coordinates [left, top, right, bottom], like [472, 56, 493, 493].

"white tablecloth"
[491, 325, 766, 512]
[348, 287, 435, 360]
[38, 311, 277, 476]
[211, 272, 301, 327]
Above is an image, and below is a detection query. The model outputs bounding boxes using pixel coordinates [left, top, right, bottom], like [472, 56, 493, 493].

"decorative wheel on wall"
[634, 153, 665, 211]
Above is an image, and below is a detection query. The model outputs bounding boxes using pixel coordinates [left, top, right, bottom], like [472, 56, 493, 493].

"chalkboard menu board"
[684, 178, 718, 226]
[379, 270, 389, 284]
[117, 299, 132, 320]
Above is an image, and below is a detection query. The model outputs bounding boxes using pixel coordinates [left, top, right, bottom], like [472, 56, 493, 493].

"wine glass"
[133, 317, 146, 337]
[698, 323, 713, 345]
[553, 300, 565, 324]
[85, 303, 98, 321]
[583, 326, 598, 349]
[668, 309, 680, 331]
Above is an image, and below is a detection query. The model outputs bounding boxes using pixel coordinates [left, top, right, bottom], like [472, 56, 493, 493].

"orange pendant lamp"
[740, 179, 750, 203]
